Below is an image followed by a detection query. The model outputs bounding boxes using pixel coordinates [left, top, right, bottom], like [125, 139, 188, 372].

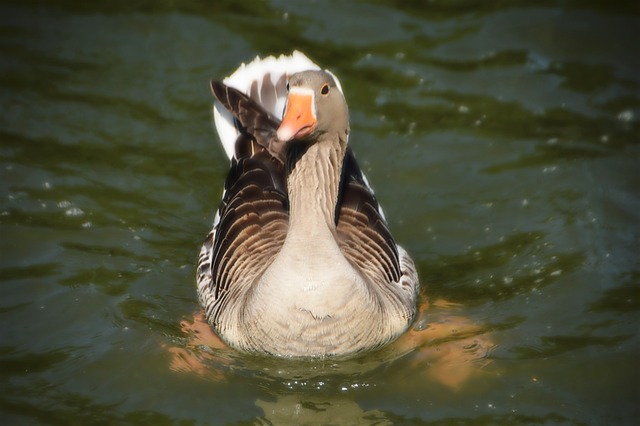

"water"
[1, 1, 638, 424]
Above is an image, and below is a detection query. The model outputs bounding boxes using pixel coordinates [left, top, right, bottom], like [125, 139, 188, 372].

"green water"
[1, 1, 638, 424]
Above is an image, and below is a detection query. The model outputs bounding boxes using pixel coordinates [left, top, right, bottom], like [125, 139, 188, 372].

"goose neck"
[286, 137, 345, 234]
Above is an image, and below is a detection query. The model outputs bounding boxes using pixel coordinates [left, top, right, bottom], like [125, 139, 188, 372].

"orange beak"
[277, 91, 316, 141]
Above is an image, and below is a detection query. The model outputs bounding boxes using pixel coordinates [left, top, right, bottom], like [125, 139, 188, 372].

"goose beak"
[277, 90, 316, 142]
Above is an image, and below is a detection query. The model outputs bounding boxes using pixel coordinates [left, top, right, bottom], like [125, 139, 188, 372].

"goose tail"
[212, 51, 321, 160]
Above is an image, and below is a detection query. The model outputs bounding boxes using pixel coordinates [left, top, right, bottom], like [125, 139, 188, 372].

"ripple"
[64, 207, 84, 217]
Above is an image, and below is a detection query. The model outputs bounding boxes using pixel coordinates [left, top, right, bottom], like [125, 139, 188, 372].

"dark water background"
[1, 1, 638, 424]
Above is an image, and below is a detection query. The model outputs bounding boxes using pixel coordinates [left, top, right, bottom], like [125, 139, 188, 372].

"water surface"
[1, 1, 638, 424]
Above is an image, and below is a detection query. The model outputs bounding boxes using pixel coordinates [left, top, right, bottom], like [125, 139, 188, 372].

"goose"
[196, 51, 419, 358]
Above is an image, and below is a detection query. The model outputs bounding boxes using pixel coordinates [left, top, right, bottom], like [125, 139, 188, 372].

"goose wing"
[336, 150, 413, 291]
[197, 83, 289, 322]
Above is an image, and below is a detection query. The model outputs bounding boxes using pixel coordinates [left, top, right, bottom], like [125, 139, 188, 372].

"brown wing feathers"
[336, 149, 402, 285]
[210, 80, 286, 163]
[207, 82, 289, 312]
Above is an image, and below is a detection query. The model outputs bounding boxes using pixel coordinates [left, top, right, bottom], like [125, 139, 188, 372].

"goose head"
[276, 70, 349, 143]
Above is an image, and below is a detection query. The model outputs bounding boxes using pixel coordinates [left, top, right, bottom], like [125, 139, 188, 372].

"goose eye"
[320, 84, 330, 95]
[286, 82, 290, 91]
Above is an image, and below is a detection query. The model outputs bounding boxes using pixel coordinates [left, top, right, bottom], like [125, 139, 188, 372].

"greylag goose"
[197, 51, 419, 358]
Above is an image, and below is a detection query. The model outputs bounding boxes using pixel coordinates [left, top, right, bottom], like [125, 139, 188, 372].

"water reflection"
[256, 395, 393, 425]
[167, 299, 495, 389]
[165, 301, 495, 423]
